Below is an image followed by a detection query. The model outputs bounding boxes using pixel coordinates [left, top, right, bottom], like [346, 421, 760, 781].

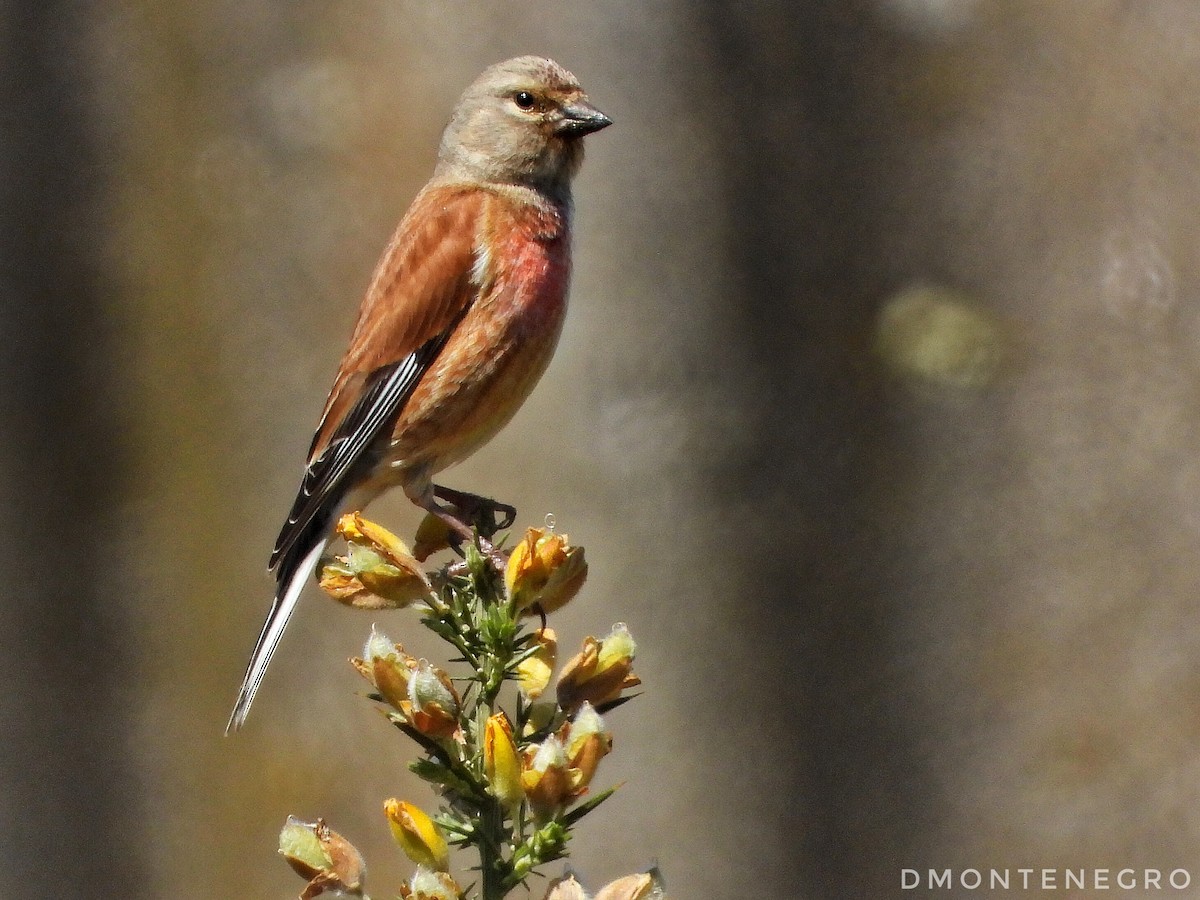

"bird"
[226, 56, 610, 732]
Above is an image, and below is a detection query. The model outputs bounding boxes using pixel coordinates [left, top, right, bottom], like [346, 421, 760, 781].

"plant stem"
[477, 798, 508, 900]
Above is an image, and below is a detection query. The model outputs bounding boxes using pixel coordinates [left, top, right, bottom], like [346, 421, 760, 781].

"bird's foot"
[432, 484, 516, 540]
[422, 488, 513, 573]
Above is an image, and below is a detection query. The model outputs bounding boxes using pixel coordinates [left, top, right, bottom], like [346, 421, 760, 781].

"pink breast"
[385, 200, 573, 477]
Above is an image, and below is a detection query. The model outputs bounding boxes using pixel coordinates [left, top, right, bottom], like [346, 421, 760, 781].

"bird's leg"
[418, 491, 509, 572]
[432, 484, 517, 539]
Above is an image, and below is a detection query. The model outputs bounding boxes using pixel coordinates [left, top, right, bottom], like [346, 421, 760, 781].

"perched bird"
[227, 56, 610, 732]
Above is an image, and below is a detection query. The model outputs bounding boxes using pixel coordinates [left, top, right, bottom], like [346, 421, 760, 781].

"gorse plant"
[277, 512, 663, 900]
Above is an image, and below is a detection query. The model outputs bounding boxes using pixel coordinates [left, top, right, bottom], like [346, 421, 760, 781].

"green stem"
[477, 798, 509, 900]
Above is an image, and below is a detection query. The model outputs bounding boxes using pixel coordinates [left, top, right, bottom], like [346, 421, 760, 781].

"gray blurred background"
[4, 0, 1200, 896]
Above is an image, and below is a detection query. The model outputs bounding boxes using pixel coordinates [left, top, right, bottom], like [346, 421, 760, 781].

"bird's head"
[435, 56, 611, 198]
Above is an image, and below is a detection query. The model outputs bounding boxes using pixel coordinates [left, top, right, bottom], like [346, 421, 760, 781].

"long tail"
[225, 538, 328, 733]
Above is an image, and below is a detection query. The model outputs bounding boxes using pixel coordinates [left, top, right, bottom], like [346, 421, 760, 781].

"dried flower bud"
[521, 735, 582, 820]
[543, 873, 589, 900]
[484, 712, 525, 807]
[516, 627, 557, 700]
[407, 660, 460, 739]
[320, 513, 433, 609]
[279, 817, 332, 881]
[350, 630, 462, 738]
[351, 626, 413, 711]
[595, 868, 667, 900]
[596, 623, 637, 671]
[562, 702, 611, 789]
[384, 799, 450, 872]
[278, 816, 365, 898]
[505, 527, 587, 614]
[401, 866, 463, 900]
[556, 624, 641, 713]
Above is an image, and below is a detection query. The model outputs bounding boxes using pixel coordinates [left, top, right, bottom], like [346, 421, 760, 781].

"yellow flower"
[520, 698, 560, 739]
[320, 513, 433, 609]
[505, 527, 587, 614]
[384, 799, 449, 872]
[412, 513, 455, 562]
[483, 713, 524, 807]
[278, 816, 366, 898]
[556, 624, 641, 713]
[516, 627, 557, 700]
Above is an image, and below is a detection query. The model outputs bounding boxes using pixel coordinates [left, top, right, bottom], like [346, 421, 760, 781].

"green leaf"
[594, 693, 640, 716]
[410, 758, 483, 802]
[560, 784, 619, 827]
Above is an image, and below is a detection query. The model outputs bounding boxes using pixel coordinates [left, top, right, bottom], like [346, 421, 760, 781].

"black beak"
[555, 100, 613, 137]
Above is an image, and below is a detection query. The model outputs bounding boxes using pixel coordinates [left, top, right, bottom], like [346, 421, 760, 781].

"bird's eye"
[513, 91, 537, 110]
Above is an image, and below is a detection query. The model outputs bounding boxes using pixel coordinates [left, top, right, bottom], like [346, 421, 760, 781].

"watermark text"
[901, 868, 1192, 891]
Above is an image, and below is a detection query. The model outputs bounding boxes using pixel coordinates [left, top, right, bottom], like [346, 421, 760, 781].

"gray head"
[435, 56, 611, 197]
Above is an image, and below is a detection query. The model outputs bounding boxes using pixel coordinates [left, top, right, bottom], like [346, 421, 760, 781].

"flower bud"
[521, 700, 561, 739]
[595, 868, 667, 900]
[483, 713, 524, 807]
[516, 627, 557, 700]
[384, 799, 450, 872]
[412, 513, 455, 562]
[351, 626, 413, 711]
[596, 623, 637, 672]
[562, 702, 611, 789]
[520, 735, 581, 820]
[543, 873, 589, 900]
[320, 513, 433, 609]
[505, 527, 587, 614]
[556, 624, 641, 713]
[407, 660, 461, 739]
[278, 816, 365, 898]
[401, 866, 462, 900]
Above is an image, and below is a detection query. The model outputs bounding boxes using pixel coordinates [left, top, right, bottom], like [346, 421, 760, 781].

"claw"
[421, 485, 515, 572]
[493, 503, 517, 531]
[432, 485, 516, 539]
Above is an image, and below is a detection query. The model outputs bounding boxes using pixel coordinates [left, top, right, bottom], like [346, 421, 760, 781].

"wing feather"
[269, 186, 488, 574]
[228, 187, 489, 730]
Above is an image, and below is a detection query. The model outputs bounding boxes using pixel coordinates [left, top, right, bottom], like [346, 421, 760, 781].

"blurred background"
[4, 0, 1200, 896]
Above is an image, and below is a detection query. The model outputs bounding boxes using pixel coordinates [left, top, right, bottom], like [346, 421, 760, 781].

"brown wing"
[270, 185, 488, 573]
[308, 185, 489, 460]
